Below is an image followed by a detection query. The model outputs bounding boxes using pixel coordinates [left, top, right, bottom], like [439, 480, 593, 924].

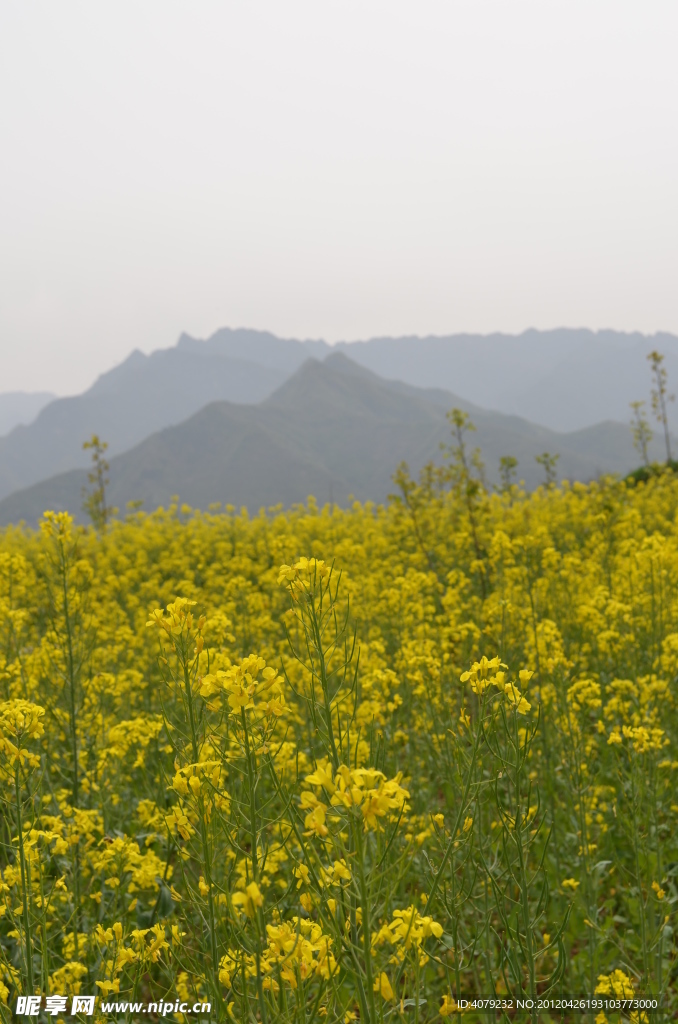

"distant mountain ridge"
[175, 326, 678, 431]
[0, 353, 669, 528]
[331, 328, 678, 432]
[0, 392, 55, 437]
[1, 325, 675, 511]
[0, 344, 296, 502]
[176, 327, 330, 370]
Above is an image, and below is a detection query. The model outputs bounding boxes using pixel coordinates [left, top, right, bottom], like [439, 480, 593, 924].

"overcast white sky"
[1, 2, 677, 394]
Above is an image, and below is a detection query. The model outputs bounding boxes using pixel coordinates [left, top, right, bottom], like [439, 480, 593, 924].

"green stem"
[241, 706, 268, 1024]
[182, 652, 220, 1010]
[59, 540, 82, 959]
[630, 759, 649, 987]
[308, 599, 340, 772]
[15, 765, 34, 994]
[428, 694, 485, 907]
[512, 712, 536, 1022]
[354, 822, 377, 1024]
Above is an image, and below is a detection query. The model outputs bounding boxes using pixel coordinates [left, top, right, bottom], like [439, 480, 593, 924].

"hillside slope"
[333, 328, 678, 432]
[176, 327, 330, 370]
[0, 392, 55, 437]
[0, 348, 289, 501]
[0, 354, 664, 527]
[171, 326, 678, 431]
[3, 326, 676, 503]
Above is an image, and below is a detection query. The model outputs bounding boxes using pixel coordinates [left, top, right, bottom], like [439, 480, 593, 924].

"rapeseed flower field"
[1, 447, 677, 1021]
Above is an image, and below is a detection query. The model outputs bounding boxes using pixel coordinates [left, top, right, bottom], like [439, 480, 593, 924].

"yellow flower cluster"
[199, 655, 285, 718]
[373, 905, 444, 965]
[277, 556, 331, 599]
[460, 657, 533, 714]
[146, 597, 202, 637]
[0, 700, 45, 775]
[219, 915, 336, 991]
[594, 968, 635, 998]
[302, 763, 409, 834]
[0, 462, 677, 1016]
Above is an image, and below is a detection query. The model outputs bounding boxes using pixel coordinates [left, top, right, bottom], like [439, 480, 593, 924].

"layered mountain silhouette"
[1, 325, 676, 522]
[180, 326, 678, 432]
[0, 354, 666, 527]
[0, 392, 55, 437]
[176, 327, 330, 370]
[333, 329, 678, 432]
[175, 326, 678, 433]
[0, 340, 303, 501]
[1, 326, 676, 504]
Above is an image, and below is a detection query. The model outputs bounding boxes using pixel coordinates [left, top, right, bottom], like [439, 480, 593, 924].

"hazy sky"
[2, 2, 677, 394]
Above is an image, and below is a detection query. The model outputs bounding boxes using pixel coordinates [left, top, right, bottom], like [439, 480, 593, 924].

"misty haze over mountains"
[0, 392, 55, 436]
[4, 327, 678, 437]
[171, 326, 678, 434]
[337, 330, 678, 433]
[0, 327, 675, 525]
